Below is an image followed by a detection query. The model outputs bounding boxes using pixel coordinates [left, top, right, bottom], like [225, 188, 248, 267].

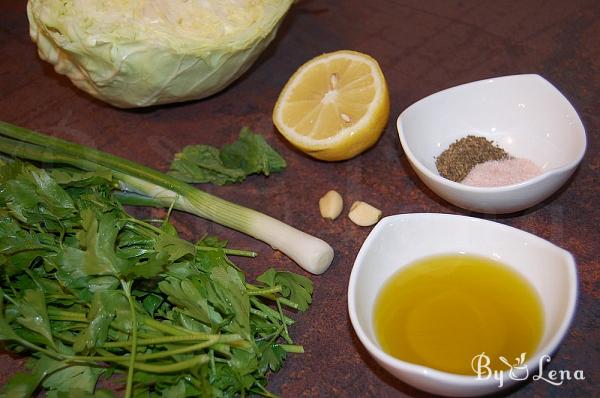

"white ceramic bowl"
[397, 74, 586, 214]
[348, 213, 577, 397]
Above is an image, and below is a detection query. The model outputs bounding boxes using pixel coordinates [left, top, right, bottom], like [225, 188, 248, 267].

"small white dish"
[348, 213, 577, 397]
[397, 74, 586, 214]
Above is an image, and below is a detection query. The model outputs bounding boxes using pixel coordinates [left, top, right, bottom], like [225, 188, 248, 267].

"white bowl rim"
[347, 213, 578, 387]
[396, 74, 587, 193]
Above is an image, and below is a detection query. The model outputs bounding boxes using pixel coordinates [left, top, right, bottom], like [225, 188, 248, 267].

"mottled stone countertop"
[0, 1, 598, 397]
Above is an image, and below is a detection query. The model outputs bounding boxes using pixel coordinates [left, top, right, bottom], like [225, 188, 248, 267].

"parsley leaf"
[168, 127, 286, 185]
[16, 290, 55, 348]
[257, 268, 313, 311]
[220, 127, 287, 177]
[258, 341, 287, 373]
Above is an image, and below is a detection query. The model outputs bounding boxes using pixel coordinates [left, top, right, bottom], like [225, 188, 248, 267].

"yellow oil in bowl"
[373, 254, 544, 375]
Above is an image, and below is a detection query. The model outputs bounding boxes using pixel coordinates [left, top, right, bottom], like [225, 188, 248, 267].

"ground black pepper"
[435, 135, 509, 182]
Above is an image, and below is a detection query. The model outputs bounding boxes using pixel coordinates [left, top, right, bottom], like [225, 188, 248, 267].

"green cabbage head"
[27, 0, 293, 108]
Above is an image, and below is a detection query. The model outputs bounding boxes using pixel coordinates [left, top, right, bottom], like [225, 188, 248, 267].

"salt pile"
[462, 158, 542, 187]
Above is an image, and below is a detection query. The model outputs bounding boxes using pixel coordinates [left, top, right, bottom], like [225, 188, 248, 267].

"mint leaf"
[168, 127, 286, 185]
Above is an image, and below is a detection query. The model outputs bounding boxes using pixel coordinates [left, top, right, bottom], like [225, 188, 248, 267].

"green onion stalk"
[0, 121, 334, 274]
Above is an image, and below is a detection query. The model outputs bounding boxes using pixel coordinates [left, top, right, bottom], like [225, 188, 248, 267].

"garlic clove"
[348, 201, 382, 226]
[319, 190, 344, 220]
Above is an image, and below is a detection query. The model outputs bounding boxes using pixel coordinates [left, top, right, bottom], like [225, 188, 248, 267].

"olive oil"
[373, 254, 544, 375]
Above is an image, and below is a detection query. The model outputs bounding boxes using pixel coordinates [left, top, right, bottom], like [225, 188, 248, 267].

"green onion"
[0, 121, 334, 274]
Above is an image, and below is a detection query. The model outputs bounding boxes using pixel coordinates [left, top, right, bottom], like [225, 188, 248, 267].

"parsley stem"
[2, 292, 18, 306]
[68, 351, 211, 373]
[55, 333, 76, 344]
[277, 297, 299, 310]
[47, 308, 87, 322]
[279, 344, 305, 353]
[136, 337, 219, 360]
[250, 297, 294, 325]
[141, 317, 190, 336]
[245, 284, 299, 309]
[254, 383, 279, 398]
[250, 308, 269, 319]
[135, 354, 210, 373]
[276, 299, 293, 345]
[246, 286, 283, 296]
[124, 217, 165, 236]
[76, 338, 220, 363]
[258, 325, 284, 343]
[137, 318, 246, 350]
[89, 349, 210, 373]
[195, 246, 257, 257]
[3, 333, 64, 362]
[102, 333, 245, 348]
[121, 280, 137, 398]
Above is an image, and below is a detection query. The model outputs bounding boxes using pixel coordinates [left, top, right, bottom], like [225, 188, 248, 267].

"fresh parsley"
[168, 127, 287, 185]
[0, 160, 311, 397]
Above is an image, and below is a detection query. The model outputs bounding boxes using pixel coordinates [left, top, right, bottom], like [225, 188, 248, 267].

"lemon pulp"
[273, 50, 389, 161]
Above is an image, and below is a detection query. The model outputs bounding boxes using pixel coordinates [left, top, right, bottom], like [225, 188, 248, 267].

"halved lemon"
[273, 50, 389, 161]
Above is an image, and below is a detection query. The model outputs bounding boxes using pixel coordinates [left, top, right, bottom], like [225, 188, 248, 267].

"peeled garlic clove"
[348, 201, 382, 226]
[319, 190, 344, 220]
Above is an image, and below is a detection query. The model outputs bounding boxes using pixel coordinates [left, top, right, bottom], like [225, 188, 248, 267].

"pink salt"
[461, 158, 542, 187]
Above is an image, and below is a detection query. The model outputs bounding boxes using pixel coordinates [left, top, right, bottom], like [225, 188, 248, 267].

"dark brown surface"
[1, 1, 599, 397]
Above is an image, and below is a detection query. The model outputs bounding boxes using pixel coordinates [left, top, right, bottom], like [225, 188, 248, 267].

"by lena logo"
[471, 352, 585, 388]
[499, 352, 528, 381]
